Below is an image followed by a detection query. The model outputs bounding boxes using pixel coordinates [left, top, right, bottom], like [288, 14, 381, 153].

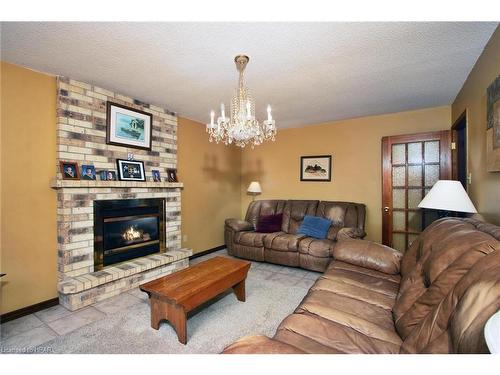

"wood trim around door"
[381, 130, 451, 247]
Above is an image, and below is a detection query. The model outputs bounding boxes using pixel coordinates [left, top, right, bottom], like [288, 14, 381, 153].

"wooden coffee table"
[140, 256, 251, 344]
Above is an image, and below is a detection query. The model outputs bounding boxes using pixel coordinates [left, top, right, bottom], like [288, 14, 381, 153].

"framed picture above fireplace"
[106, 102, 152, 151]
[116, 159, 146, 181]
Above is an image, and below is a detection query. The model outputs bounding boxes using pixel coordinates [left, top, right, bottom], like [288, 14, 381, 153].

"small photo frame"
[81, 165, 96, 180]
[98, 170, 108, 181]
[300, 155, 332, 182]
[167, 168, 178, 182]
[152, 170, 161, 182]
[116, 159, 146, 181]
[106, 170, 118, 181]
[60, 161, 79, 180]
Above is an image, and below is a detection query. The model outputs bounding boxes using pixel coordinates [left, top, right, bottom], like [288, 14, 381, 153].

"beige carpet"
[2, 253, 318, 354]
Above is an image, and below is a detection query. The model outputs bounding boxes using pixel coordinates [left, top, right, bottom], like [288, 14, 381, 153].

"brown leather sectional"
[223, 218, 500, 354]
[225, 200, 366, 272]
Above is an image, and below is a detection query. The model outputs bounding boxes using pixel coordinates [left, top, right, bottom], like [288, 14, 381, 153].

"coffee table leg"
[233, 279, 246, 302]
[150, 297, 165, 330]
[167, 303, 187, 345]
[150, 298, 188, 344]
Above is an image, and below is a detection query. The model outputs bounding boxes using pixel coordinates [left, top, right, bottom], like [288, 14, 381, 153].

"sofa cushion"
[297, 215, 332, 239]
[256, 213, 283, 233]
[393, 218, 500, 353]
[281, 200, 319, 234]
[264, 232, 306, 252]
[315, 201, 366, 240]
[333, 239, 403, 275]
[223, 335, 305, 354]
[298, 237, 335, 258]
[271, 259, 403, 354]
[234, 231, 274, 248]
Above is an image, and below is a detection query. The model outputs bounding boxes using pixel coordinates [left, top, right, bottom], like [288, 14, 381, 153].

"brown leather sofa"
[223, 218, 500, 354]
[225, 200, 366, 272]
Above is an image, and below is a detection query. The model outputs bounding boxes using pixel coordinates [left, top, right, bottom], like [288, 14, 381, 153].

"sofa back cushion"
[244, 200, 286, 229]
[315, 201, 366, 240]
[281, 200, 319, 234]
[394, 218, 500, 353]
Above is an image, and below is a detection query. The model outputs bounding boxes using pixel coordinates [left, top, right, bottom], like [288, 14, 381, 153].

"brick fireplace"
[53, 78, 191, 311]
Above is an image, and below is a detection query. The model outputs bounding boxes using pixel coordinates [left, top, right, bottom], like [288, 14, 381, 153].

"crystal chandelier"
[206, 55, 276, 148]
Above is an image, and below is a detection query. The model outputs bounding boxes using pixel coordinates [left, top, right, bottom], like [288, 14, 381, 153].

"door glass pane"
[392, 166, 406, 187]
[408, 165, 422, 187]
[425, 164, 440, 187]
[393, 211, 406, 231]
[424, 141, 440, 163]
[408, 189, 422, 209]
[392, 233, 406, 252]
[392, 144, 405, 164]
[408, 142, 422, 164]
[393, 188, 405, 209]
[408, 211, 422, 232]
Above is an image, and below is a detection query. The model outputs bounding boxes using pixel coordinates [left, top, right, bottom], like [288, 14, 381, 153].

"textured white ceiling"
[1, 22, 497, 128]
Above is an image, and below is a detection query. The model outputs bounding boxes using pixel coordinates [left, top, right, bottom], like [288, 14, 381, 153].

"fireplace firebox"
[94, 198, 166, 270]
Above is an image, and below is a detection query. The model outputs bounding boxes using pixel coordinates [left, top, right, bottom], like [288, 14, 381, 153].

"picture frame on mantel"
[106, 102, 153, 151]
[300, 155, 332, 182]
[116, 159, 146, 181]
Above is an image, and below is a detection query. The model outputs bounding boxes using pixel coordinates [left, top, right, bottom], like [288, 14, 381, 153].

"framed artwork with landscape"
[116, 159, 146, 181]
[106, 102, 153, 151]
[300, 155, 332, 182]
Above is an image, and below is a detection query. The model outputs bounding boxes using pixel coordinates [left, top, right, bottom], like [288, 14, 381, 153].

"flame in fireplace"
[122, 226, 144, 242]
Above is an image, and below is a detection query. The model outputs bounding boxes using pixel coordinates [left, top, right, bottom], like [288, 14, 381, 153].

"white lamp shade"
[418, 180, 477, 213]
[247, 181, 262, 194]
[485, 310, 500, 353]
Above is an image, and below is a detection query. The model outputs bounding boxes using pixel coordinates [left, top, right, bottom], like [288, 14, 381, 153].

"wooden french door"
[382, 131, 451, 252]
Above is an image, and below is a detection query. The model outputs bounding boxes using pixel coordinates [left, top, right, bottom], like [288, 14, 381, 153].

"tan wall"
[177, 117, 241, 254]
[240, 106, 451, 242]
[452, 27, 500, 225]
[1, 62, 58, 314]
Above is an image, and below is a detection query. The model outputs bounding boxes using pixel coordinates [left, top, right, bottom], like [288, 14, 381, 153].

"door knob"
[384, 207, 390, 212]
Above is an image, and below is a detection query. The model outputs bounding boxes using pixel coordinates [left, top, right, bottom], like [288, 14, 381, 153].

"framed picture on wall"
[106, 102, 153, 151]
[300, 155, 332, 182]
[116, 159, 146, 181]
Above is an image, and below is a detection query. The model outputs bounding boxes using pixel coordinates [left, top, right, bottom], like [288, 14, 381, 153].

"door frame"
[451, 109, 468, 190]
[381, 130, 451, 246]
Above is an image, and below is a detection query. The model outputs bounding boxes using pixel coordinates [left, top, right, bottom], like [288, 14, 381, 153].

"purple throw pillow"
[256, 213, 283, 233]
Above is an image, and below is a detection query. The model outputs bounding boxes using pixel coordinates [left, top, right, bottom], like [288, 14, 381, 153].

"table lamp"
[418, 180, 477, 216]
[485, 310, 500, 353]
[247, 181, 262, 201]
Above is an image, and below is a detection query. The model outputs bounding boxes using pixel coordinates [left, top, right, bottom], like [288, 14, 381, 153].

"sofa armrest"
[222, 335, 305, 354]
[333, 239, 402, 275]
[336, 227, 366, 240]
[225, 218, 254, 232]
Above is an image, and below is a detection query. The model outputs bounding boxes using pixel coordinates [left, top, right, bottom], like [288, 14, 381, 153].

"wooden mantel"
[50, 178, 183, 189]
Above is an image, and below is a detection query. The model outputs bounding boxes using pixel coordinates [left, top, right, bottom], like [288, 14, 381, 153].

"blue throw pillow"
[298, 215, 332, 240]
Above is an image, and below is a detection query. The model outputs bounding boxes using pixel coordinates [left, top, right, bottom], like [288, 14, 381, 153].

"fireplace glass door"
[94, 198, 165, 269]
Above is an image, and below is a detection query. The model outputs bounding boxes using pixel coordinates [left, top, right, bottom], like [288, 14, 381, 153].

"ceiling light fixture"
[206, 55, 276, 148]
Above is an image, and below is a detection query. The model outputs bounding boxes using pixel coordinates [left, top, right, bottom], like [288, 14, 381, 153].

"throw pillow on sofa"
[297, 215, 332, 239]
[256, 213, 283, 233]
